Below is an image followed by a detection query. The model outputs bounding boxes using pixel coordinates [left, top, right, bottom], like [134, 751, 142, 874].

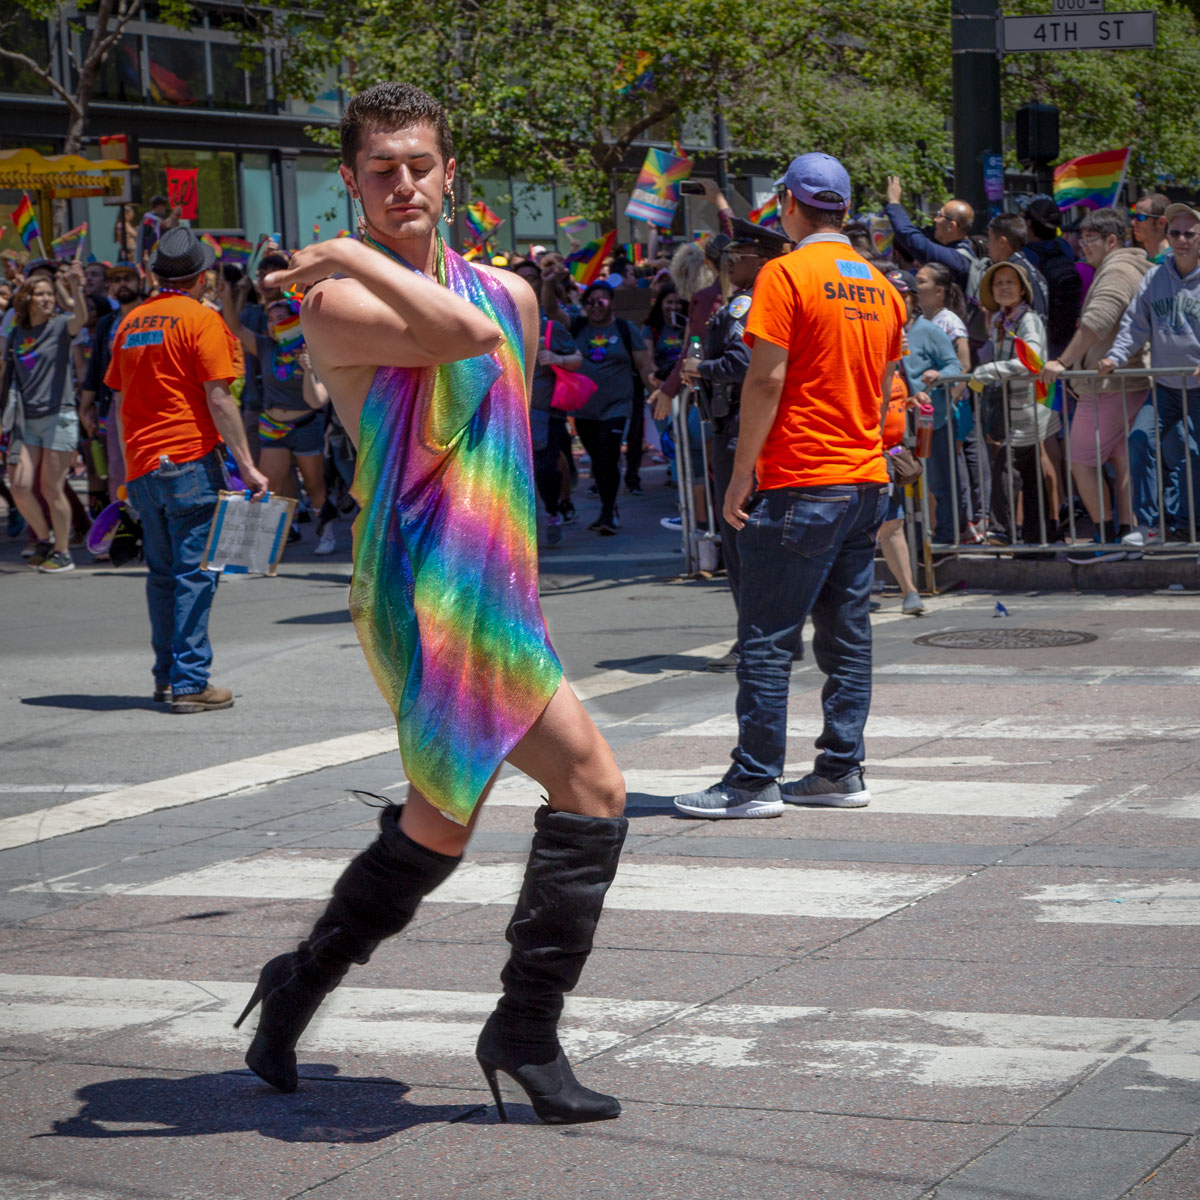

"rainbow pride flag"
[12, 195, 39, 251]
[565, 230, 616, 286]
[464, 201, 503, 244]
[556, 215, 589, 238]
[199, 232, 221, 259]
[219, 235, 253, 265]
[463, 244, 485, 262]
[50, 222, 88, 261]
[622, 242, 644, 266]
[336, 229, 351, 238]
[1052, 148, 1129, 212]
[748, 196, 780, 227]
[617, 51, 655, 95]
[1013, 336, 1061, 409]
[274, 313, 304, 354]
[625, 148, 693, 227]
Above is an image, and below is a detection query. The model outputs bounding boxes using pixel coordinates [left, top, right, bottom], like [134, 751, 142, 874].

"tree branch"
[0, 45, 79, 113]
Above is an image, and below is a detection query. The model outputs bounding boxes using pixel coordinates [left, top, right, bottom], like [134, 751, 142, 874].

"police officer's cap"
[726, 218, 789, 257]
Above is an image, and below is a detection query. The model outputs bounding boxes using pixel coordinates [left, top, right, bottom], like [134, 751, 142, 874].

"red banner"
[165, 167, 199, 220]
[98, 134, 129, 163]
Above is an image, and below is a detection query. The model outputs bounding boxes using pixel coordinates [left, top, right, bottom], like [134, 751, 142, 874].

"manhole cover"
[913, 628, 1098, 650]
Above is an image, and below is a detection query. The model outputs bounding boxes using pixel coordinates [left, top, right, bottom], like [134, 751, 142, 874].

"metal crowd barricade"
[913, 367, 1200, 587]
[670, 388, 720, 574]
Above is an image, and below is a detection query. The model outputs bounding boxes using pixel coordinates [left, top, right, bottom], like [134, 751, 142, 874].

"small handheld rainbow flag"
[312, 223, 321, 243]
[622, 242, 645, 266]
[565, 230, 617, 286]
[336, 229, 351, 238]
[274, 312, 304, 354]
[692, 230, 711, 247]
[1013, 336, 1061, 408]
[748, 196, 780, 227]
[12, 195, 40, 252]
[219, 235, 253, 265]
[556, 216, 589, 238]
[199, 232, 221, 259]
[50, 222, 88, 261]
[463, 201, 504, 244]
[1052, 148, 1129, 212]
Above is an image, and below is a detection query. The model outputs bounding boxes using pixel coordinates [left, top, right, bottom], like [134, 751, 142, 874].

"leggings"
[574, 415, 626, 513]
[533, 418, 571, 516]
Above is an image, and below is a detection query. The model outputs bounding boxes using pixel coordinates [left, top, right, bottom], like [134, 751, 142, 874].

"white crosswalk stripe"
[18, 857, 967, 920]
[2, 975, 1197, 1091]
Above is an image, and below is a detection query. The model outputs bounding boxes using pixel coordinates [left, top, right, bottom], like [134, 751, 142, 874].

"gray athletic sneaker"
[673, 780, 784, 820]
[781, 769, 871, 808]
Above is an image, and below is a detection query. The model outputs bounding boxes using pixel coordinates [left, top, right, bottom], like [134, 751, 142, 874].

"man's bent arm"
[724, 339, 788, 529]
[884, 203, 971, 285]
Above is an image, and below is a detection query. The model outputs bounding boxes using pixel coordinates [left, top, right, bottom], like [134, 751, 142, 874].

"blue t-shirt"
[571, 319, 645, 421]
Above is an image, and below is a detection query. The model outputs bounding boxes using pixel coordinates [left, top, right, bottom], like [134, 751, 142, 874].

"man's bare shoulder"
[475, 263, 538, 325]
[302, 275, 370, 319]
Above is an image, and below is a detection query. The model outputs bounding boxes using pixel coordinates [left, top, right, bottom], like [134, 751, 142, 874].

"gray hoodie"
[1107, 253, 1200, 391]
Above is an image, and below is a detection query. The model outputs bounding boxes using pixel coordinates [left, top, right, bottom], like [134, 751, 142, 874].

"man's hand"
[679, 358, 700, 384]
[240, 463, 269, 499]
[536, 348, 559, 367]
[723, 470, 755, 531]
[65, 259, 86, 289]
[1097, 357, 1116, 376]
[886, 176, 903, 207]
[650, 388, 671, 421]
[79, 404, 98, 437]
[699, 178, 726, 206]
[1041, 358, 1067, 386]
[264, 240, 361, 291]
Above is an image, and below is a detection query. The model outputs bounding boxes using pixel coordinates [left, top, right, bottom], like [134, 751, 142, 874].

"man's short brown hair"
[1137, 192, 1170, 217]
[340, 82, 454, 167]
[1080, 208, 1127, 242]
[797, 190, 846, 230]
[988, 212, 1028, 251]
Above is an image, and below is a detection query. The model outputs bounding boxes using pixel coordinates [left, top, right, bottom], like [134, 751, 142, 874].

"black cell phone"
[678, 180, 707, 196]
[221, 264, 244, 284]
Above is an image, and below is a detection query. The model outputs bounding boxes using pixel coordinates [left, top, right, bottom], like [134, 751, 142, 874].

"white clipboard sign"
[201, 490, 297, 576]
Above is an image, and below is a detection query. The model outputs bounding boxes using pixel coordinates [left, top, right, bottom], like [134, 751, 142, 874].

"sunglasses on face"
[1168, 228, 1199, 241]
[1129, 211, 1155, 222]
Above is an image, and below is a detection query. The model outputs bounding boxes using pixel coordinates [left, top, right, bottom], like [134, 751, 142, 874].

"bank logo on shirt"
[125, 330, 165, 348]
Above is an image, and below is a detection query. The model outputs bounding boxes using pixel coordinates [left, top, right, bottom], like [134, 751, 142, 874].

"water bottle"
[915, 401, 934, 459]
[684, 335, 702, 372]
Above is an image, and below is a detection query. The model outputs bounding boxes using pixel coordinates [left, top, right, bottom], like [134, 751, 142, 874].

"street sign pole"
[952, 0, 1002, 231]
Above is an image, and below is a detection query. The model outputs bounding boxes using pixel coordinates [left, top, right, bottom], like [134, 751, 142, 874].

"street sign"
[1052, 0, 1104, 12]
[1002, 11, 1156, 51]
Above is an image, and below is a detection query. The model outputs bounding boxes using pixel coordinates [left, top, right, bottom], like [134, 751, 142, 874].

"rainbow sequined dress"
[348, 236, 562, 825]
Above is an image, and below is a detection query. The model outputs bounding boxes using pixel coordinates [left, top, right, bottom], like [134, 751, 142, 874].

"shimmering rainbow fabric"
[349, 236, 562, 825]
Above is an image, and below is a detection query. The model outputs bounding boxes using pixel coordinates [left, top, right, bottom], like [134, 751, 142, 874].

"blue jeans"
[127, 450, 224, 696]
[924, 422, 959, 544]
[725, 483, 888, 791]
[1128, 386, 1199, 532]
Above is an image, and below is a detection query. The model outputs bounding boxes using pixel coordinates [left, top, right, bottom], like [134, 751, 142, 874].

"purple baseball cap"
[775, 153, 851, 211]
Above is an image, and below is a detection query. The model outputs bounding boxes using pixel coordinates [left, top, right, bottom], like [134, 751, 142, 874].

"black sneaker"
[153, 684, 173, 703]
[706, 644, 740, 673]
[626, 479, 643, 495]
[590, 509, 618, 535]
[560, 502, 577, 525]
[27, 539, 53, 567]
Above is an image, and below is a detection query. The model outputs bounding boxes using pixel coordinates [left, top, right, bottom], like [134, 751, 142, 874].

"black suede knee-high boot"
[236, 805, 460, 1092]
[476, 804, 628, 1124]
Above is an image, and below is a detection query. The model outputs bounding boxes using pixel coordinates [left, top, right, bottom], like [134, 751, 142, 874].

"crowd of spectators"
[3, 181, 1199, 580]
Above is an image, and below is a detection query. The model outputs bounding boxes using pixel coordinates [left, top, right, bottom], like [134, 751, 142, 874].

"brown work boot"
[171, 685, 234, 714]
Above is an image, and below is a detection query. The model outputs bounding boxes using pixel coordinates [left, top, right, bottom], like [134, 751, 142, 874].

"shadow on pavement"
[593, 653, 708, 674]
[37, 1066, 483, 1144]
[275, 610, 352, 625]
[20, 694, 159, 712]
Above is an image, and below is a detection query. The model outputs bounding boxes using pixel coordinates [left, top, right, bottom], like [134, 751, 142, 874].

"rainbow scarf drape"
[350, 234, 562, 824]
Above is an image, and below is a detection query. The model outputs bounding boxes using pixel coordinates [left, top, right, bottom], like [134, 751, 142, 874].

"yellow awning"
[0, 147, 134, 191]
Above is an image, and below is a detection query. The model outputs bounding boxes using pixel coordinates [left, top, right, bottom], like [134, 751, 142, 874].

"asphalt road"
[2, 465, 1199, 1200]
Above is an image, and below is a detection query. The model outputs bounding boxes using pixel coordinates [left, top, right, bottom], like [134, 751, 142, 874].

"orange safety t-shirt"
[882, 370, 909, 450]
[743, 237, 904, 489]
[105, 293, 237, 483]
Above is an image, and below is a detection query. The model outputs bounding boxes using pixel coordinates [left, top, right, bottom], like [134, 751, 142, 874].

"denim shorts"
[258, 410, 324, 456]
[15, 407, 80, 455]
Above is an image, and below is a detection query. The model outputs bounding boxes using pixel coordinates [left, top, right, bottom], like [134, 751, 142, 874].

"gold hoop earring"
[351, 193, 367, 236]
[443, 191, 456, 226]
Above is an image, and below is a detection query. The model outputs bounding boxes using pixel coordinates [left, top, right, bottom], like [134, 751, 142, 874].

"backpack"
[959, 247, 991, 357]
[1032, 243, 1084, 356]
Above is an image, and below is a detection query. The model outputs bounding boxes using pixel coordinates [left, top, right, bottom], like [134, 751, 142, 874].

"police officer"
[681, 217, 789, 672]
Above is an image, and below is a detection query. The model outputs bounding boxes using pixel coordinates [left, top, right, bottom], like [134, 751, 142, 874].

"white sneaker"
[1120, 528, 1144, 560]
[902, 591, 926, 616]
[314, 527, 337, 555]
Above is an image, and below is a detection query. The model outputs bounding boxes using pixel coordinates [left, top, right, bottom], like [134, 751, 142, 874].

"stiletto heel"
[477, 1058, 508, 1122]
[233, 981, 263, 1030]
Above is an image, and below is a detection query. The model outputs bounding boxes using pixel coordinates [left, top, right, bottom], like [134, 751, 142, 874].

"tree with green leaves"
[0, 0, 193, 156]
